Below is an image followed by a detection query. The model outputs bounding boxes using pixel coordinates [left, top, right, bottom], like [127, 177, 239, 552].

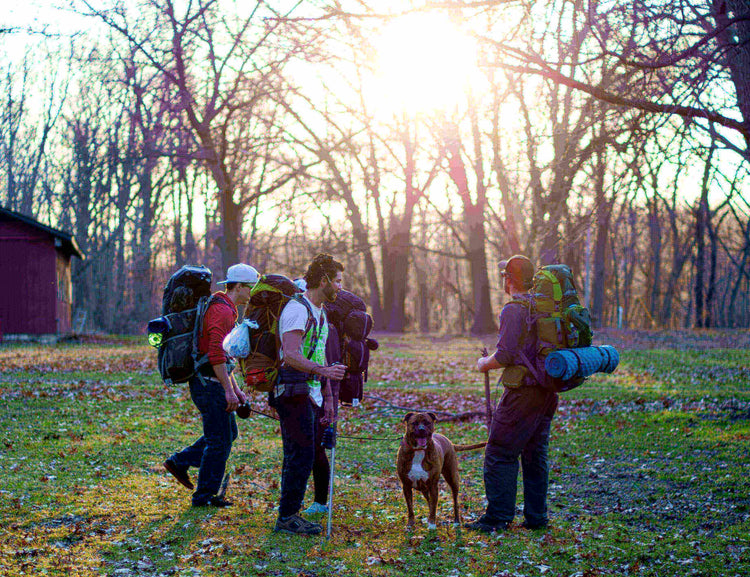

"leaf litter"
[0, 333, 748, 576]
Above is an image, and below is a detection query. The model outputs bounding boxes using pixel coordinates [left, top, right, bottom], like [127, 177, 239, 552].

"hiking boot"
[193, 496, 234, 508]
[463, 516, 509, 534]
[521, 519, 548, 530]
[164, 459, 193, 490]
[302, 502, 329, 515]
[274, 514, 323, 535]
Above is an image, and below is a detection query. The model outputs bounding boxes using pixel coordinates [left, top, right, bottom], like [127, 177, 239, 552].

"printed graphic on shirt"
[278, 295, 328, 406]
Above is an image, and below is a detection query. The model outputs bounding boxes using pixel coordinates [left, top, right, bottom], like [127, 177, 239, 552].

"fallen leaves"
[0, 343, 155, 374]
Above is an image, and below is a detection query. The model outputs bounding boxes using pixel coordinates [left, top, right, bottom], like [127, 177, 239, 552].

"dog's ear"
[403, 412, 414, 423]
[427, 412, 437, 422]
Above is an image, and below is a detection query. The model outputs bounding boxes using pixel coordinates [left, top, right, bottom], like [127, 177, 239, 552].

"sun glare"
[367, 13, 480, 117]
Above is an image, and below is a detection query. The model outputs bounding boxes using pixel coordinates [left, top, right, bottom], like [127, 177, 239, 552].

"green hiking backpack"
[236, 274, 321, 392]
[532, 265, 593, 352]
[510, 264, 593, 392]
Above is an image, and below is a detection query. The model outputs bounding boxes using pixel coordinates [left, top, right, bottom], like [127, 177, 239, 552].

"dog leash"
[242, 404, 399, 442]
[338, 434, 400, 442]
[363, 393, 458, 418]
[244, 406, 279, 421]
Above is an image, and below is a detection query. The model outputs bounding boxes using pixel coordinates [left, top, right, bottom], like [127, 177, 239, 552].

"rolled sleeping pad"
[544, 345, 620, 381]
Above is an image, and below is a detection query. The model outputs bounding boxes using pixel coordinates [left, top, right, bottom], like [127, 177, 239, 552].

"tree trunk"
[444, 122, 497, 335]
[706, 212, 719, 327]
[132, 154, 157, 326]
[714, 0, 750, 152]
[466, 202, 497, 334]
[591, 139, 611, 328]
[694, 139, 714, 328]
[383, 215, 413, 332]
[70, 122, 94, 327]
[647, 198, 662, 324]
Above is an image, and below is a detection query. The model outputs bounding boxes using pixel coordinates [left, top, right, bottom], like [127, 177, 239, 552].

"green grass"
[0, 334, 748, 576]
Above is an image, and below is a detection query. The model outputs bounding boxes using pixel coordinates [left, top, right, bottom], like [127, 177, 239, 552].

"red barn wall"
[0, 220, 58, 334]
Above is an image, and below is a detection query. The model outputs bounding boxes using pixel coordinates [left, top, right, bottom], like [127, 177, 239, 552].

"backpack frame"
[239, 285, 324, 392]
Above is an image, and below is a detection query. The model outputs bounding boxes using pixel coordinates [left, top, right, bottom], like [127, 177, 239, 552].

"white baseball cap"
[217, 264, 259, 285]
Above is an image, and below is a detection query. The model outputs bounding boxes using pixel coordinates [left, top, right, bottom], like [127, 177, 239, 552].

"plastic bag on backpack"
[222, 319, 257, 359]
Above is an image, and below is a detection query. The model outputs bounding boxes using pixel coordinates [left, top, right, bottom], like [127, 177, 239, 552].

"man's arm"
[477, 354, 502, 373]
[212, 362, 240, 412]
[204, 301, 242, 412]
[281, 330, 346, 381]
[476, 304, 525, 372]
[321, 377, 334, 425]
[230, 372, 247, 405]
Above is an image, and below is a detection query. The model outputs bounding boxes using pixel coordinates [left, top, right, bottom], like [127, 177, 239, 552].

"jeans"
[270, 392, 317, 518]
[170, 375, 238, 506]
[483, 385, 558, 526]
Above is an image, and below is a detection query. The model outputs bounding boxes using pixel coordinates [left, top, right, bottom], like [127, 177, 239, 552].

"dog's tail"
[453, 442, 487, 452]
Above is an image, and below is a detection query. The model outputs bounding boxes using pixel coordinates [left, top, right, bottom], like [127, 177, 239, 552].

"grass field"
[0, 331, 748, 576]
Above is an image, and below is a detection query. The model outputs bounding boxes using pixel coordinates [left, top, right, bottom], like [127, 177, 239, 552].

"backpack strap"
[288, 294, 325, 361]
[192, 294, 224, 374]
[517, 350, 545, 385]
[503, 297, 541, 384]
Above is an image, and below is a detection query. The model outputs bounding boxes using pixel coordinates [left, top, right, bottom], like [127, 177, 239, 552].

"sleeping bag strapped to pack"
[147, 265, 215, 385]
[236, 274, 317, 392]
[511, 264, 594, 392]
[325, 289, 378, 406]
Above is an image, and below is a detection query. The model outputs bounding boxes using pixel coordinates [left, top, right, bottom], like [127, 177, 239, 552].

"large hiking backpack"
[325, 289, 377, 406]
[512, 264, 593, 392]
[147, 265, 216, 385]
[236, 274, 321, 392]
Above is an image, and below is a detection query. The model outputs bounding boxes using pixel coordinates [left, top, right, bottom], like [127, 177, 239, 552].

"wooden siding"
[56, 251, 73, 334]
[0, 219, 58, 334]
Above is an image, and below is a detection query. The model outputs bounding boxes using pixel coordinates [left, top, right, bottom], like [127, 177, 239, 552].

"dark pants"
[483, 385, 558, 526]
[170, 376, 238, 506]
[312, 404, 330, 504]
[270, 392, 318, 518]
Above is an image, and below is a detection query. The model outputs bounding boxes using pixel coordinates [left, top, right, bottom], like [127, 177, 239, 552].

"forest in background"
[2, 0, 750, 334]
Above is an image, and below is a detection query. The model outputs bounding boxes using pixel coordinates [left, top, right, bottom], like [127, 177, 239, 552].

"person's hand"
[225, 389, 240, 413]
[477, 355, 491, 373]
[319, 363, 346, 381]
[235, 388, 247, 405]
[322, 407, 335, 426]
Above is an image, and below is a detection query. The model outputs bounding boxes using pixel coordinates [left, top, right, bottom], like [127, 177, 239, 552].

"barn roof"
[0, 206, 85, 260]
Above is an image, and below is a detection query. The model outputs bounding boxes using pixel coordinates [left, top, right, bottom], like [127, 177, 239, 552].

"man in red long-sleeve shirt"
[164, 264, 257, 507]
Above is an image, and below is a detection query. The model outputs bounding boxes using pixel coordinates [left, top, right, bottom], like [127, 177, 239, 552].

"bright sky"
[365, 11, 483, 118]
[2, 0, 739, 215]
[5, 1, 85, 36]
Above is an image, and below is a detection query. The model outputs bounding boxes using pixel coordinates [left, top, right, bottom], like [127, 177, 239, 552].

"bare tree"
[82, 0, 309, 270]
[0, 46, 68, 218]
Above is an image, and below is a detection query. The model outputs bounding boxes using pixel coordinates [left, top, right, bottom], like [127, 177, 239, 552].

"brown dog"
[397, 412, 486, 530]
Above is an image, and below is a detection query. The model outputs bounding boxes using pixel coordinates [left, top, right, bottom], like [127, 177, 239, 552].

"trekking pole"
[482, 347, 493, 428]
[324, 422, 337, 539]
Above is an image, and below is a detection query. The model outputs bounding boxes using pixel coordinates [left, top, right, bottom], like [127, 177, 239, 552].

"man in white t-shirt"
[271, 254, 346, 535]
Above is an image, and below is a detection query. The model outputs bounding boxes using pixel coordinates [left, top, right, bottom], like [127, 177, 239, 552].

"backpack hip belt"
[277, 366, 319, 384]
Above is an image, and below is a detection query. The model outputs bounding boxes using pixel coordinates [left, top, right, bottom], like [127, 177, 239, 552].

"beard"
[323, 282, 338, 303]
